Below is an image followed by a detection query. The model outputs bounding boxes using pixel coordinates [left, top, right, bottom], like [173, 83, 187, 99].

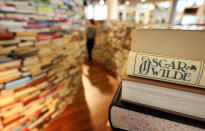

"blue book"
[5, 77, 31, 89]
[12, 124, 27, 131]
[0, 57, 12, 63]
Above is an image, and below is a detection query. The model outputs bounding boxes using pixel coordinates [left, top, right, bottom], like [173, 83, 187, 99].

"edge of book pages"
[121, 64, 205, 122]
[109, 83, 205, 130]
[120, 98, 205, 122]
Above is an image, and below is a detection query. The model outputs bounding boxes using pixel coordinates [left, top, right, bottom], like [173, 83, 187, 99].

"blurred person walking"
[86, 19, 96, 63]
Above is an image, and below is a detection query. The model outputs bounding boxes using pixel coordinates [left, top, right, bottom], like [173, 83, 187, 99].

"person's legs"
[88, 48, 92, 61]
[87, 38, 94, 62]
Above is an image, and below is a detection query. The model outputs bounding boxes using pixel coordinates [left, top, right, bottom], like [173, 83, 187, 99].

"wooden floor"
[44, 62, 119, 131]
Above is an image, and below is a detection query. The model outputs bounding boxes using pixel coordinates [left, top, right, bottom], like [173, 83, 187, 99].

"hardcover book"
[127, 51, 205, 88]
[109, 84, 205, 130]
[121, 74, 205, 121]
[131, 26, 205, 60]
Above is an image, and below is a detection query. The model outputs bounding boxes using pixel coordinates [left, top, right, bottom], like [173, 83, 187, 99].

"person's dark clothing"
[86, 26, 96, 62]
[87, 38, 94, 61]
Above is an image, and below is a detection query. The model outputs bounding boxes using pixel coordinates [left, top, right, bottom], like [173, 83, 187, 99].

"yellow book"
[16, 31, 37, 37]
[0, 94, 15, 107]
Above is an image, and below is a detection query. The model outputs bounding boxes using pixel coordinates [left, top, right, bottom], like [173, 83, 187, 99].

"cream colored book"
[131, 26, 205, 60]
[0, 103, 23, 115]
[15, 36, 36, 41]
[14, 87, 38, 100]
[23, 90, 41, 102]
[0, 60, 21, 71]
[18, 41, 34, 47]
[23, 56, 40, 66]
[0, 70, 21, 84]
[127, 51, 205, 88]
[0, 46, 17, 55]
[38, 48, 53, 58]
[0, 40, 20, 46]
[0, 103, 23, 118]
[0, 69, 20, 77]
[35, 40, 51, 47]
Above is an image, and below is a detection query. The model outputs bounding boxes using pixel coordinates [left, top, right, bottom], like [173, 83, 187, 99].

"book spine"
[108, 82, 122, 130]
[127, 51, 205, 88]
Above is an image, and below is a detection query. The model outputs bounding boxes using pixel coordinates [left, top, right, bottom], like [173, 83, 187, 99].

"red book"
[23, 96, 39, 106]
[37, 34, 52, 41]
[21, 127, 29, 131]
[4, 115, 24, 127]
[27, 77, 48, 87]
[0, 33, 14, 40]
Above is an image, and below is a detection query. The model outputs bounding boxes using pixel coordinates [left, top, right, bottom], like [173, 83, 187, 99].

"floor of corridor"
[44, 62, 119, 131]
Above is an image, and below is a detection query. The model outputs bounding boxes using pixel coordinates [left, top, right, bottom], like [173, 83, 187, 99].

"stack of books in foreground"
[109, 26, 205, 131]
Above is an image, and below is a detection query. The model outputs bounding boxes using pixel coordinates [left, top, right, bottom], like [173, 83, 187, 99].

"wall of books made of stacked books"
[0, 0, 86, 130]
[93, 22, 134, 80]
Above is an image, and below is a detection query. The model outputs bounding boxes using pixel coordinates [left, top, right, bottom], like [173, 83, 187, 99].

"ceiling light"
[141, 0, 146, 2]
[125, 1, 130, 5]
[99, 0, 104, 5]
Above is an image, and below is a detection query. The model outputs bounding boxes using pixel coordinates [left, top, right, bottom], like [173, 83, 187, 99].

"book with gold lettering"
[128, 27, 205, 88]
[127, 51, 205, 88]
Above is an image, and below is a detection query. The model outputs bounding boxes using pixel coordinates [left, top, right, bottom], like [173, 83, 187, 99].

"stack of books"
[109, 26, 205, 130]
[93, 23, 134, 80]
[0, 0, 85, 130]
